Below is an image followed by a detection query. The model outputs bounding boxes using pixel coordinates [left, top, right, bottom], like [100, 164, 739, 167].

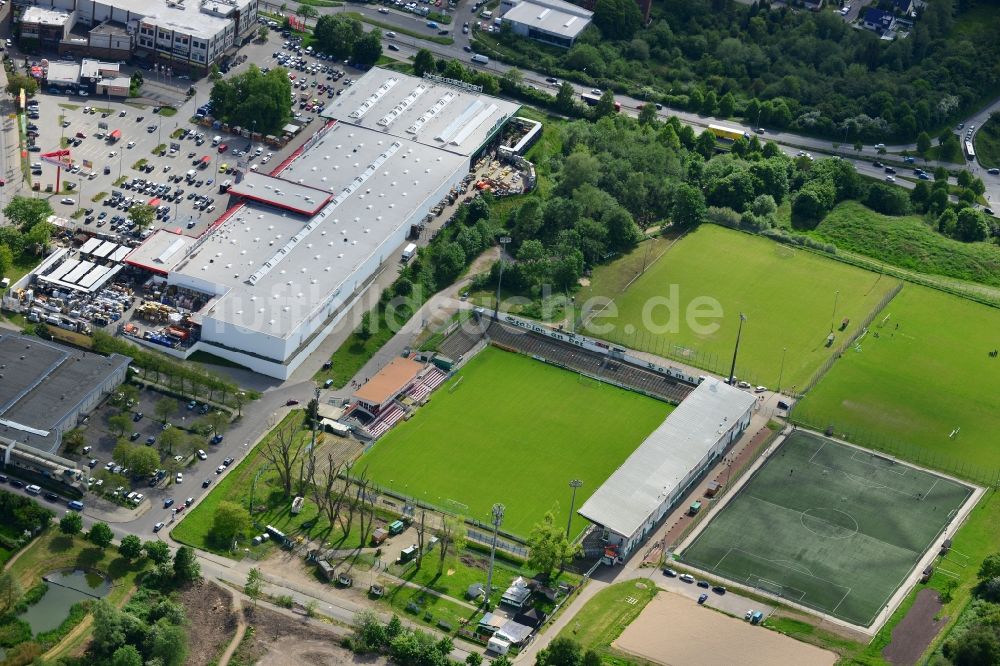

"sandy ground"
[259, 637, 388, 666]
[613, 592, 837, 666]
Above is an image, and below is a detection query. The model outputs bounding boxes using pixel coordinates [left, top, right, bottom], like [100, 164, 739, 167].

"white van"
[471, 54, 489, 65]
[211, 136, 221, 146]
[25, 484, 42, 495]
[401, 242, 417, 261]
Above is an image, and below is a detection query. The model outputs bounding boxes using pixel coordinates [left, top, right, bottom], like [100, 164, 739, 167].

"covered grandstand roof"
[353, 356, 425, 407]
[578, 378, 757, 539]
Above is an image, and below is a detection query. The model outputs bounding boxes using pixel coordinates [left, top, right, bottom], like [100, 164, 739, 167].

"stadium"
[358, 310, 758, 551]
[124, 68, 520, 378]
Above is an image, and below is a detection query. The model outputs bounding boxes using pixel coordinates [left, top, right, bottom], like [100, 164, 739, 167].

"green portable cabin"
[389, 520, 406, 535]
[688, 501, 702, 516]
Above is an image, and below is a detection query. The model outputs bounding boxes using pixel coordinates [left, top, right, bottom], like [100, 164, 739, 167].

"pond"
[19, 570, 112, 635]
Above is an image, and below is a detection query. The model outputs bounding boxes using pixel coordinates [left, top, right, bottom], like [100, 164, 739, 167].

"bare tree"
[353, 468, 377, 552]
[309, 454, 348, 535]
[437, 516, 467, 574]
[258, 418, 303, 497]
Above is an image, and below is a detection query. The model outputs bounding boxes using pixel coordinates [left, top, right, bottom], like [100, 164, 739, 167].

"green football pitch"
[680, 430, 972, 626]
[581, 225, 899, 390]
[794, 284, 1000, 480]
[358, 347, 672, 537]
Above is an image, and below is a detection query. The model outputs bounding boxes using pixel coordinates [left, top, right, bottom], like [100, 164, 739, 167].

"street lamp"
[727, 313, 746, 386]
[830, 290, 840, 332]
[485, 503, 505, 602]
[493, 236, 511, 320]
[566, 479, 582, 538]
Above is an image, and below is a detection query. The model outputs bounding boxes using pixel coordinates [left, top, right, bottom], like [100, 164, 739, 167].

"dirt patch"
[882, 588, 945, 666]
[177, 579, 239, 666]
[459, 555, 488, 571]
[231, 602, 366, 666]
[614, 591, 837, 666]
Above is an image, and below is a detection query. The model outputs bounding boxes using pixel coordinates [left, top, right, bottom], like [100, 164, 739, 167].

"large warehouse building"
[0, 334, 130, 489]
[578, 378, 757, 564]
[126, 68, 519, 378]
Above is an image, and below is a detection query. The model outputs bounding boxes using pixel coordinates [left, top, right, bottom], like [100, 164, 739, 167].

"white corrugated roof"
[578, 378, 757, 539]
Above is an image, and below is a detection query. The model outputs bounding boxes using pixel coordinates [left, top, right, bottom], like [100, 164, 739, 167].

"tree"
[413, 48, 436, 77]
[155, 397, 177, 424]
[527, 511, 581, 581]
[259, 418, 303, 497]
[296, 3, 318, 19]
[556, 82, 577, 115]
[6, 73, 38, 96]
[109, 413, 131, 437]
[257, 26, 268, 41]
[694, 130, 717, 158]
[125, 445, 159, 478]
[209, 66, 292, 135]
[158, 427, 182, 456]
[128, 203, 155, 230]
[593, 90, 618, 120]
[144, 539, 171, 565]
[537, 637, 583, 666]
[943, 624, 1000, 666]
[437, 516, 467, 574]
[205, 410, 229, 436]
[245, 567, 264, 609]
[0, 571, 22, 616]
[110, 645, 143, 666]
[4, 196, 52, 232]
[118, 534, 143, 560]
[638, 103, 657, 126]
[670, 183, 706, 228]
[353, 30, 383, 67]
[593, 0, 642, 39]
[210, 500, 251, 546]
[492, 655, 514, 666]
[313, 15, 362, 60]
[916, 131, 931, 156]
[465, 653, 483, 666]
[60, 511, 83, 536]
[956, 208, 989, 242]
[718, 92, 736, 118]
[89, 522, 114, 548]
[0, 245, 12, 280]
[173, 545, 200, 583]
[978, 553, 1000, 581]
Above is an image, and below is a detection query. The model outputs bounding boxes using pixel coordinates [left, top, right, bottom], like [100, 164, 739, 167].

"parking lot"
[20, 27, 364, 243]
[72, 386, 229, 503]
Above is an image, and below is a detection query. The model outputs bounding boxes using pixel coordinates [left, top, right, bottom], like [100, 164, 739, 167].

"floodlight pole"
[830, 290, 840, 332]
[777, 347, 787, 394]
[494, 236, 511, 321]
[485, 503, 505, 603]
[727, 313, 746, 386]
[566, 479, 583, 538]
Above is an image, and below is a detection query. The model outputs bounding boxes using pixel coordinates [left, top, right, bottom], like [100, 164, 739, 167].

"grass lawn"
[556, 580, 658, 665]
[794, 283, 1000, 481]
[679, 430, 971, 627]
[811, 201, 1000, 289]
[172, 411, 358, 556]
[578, 225, 898, 391]
[974, 113, 1000, 168]
[358, 347, 671, 536]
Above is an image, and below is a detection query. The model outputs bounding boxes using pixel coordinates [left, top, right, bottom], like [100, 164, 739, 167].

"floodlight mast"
[485, 503, 505, 604]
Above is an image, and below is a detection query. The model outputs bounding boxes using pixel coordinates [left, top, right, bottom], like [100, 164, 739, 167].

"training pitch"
[679, 430, 972, 627]
[795, 284, 1000, 477]
[581, 225, 898, 390]
[358, 346, 671, 536]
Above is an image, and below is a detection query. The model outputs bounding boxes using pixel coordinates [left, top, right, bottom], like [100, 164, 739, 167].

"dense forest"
[481, 0, 1000, 141]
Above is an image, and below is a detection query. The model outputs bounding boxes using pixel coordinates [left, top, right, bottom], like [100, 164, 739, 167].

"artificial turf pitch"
[582, 225, 898, 390]
[795, 283, 1000, 477]
[679, 430, 971, 627]
[358, 346, 672, 537]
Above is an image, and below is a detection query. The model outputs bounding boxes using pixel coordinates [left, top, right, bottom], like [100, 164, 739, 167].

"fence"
[789, 409, 1000, 489]
[796, 280, 904, 397]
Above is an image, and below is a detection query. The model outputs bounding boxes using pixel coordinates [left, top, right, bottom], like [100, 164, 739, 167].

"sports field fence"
[789, 408, 1000, 489]
[795, 281, 904, 398]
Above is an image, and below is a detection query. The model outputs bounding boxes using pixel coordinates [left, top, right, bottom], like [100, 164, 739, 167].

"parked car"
[697, 593, 708, 604]
[153, 521, 164, 532]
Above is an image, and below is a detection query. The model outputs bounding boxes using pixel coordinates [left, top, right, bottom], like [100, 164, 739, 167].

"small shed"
[514, 607, 545, 629]
[921, 565, 934, 583]
[388, 520, 406, 535]
[466, 582, 485, 601]
[704, 481, 721, 498]
[688, 501, 702, 516]
[501, 576, 532, 608]
[371, 528, 388, 546]
[399, 544, 418, 563]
